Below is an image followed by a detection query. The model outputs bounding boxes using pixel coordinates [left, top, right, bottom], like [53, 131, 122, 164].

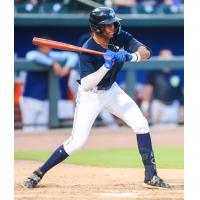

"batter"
[23, 7, 170, 189]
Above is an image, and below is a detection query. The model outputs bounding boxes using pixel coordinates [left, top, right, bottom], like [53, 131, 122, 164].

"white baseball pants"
[63, 82, 149, 155]
[19, 96, 49, 132]
[150, 99, 180, 124]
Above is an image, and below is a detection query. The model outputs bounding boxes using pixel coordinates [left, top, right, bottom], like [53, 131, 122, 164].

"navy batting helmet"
[89, 7, 121, 34]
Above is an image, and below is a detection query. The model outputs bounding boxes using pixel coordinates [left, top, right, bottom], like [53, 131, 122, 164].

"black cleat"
[22, 169, 43, 188]
[143, 175, 171, 189]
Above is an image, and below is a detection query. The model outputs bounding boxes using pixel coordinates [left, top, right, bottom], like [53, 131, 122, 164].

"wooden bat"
[32, 37, 104, 56]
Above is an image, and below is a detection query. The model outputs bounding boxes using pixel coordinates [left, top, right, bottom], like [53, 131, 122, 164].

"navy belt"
[97, 85, 112, 90]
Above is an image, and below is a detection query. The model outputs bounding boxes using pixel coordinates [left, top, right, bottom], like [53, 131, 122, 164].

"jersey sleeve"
[120, 31, 143, 52]
[26, 51, 53, 67]
[125, 38, 145, 53]
[79, 53, 95, 79]
[121, 30, 151, 55]
[50, 51, 79, 68]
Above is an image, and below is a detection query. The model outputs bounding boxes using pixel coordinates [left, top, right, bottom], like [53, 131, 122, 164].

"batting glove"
[115, 50, 133, 63]
[125, 52, 133, 61]
[104, 49, 116, 69]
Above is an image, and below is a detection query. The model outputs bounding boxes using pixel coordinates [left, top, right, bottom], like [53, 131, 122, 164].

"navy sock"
[39, 145, 69, 175]
[136, 133, 157, 181]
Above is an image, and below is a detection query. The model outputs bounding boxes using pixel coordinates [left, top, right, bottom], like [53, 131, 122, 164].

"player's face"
[103, 23, 115, 39]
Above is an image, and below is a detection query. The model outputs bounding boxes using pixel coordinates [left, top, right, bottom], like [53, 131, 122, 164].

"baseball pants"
[63, 82, 149, 155]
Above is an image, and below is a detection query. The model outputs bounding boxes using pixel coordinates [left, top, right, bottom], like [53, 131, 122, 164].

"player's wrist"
[104, 62, 113, 69]
[101, 65, 110, 72]
[104, 49, 116, 69]
[130, 52, 141, 62]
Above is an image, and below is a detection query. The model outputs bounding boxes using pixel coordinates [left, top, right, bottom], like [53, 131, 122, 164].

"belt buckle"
[91, 87, 98, 92]
[97, 86, 106, 90]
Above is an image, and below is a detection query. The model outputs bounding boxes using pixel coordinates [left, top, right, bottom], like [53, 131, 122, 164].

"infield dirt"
[15, 126, 184, 200]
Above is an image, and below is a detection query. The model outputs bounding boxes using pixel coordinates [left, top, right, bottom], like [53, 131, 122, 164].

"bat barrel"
[32, 37, 104, 56]
[33, 37, 67, 50]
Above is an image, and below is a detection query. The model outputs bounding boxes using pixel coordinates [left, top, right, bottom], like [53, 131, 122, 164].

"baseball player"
[67, 52, 119, 129]
[20, 38, 79, 131]
[23, 7, 170, 189]
[141, 49, 184, 125]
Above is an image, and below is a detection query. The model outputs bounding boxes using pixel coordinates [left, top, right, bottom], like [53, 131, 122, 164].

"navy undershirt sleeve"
[125, 38, 144, 53]
[79, 53, 95, 79]
[121, 31, 152, 57]
[119, 31, 143, 52]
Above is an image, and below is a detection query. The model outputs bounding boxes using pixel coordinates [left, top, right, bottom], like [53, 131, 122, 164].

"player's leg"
[22, 90, 103, 188]
[35, 100, 49, 131]
[68, 69, 80, 97]
[150, 99, 163, 124]
[151, 100, 180, 125]
[106, 84, 170, 189]
[160, 100, 180, 124]
[19, 96, 39, 132]
[99, 108, 119, 128]
[58, 99, 75, 119]
[62, 91, 103, 155]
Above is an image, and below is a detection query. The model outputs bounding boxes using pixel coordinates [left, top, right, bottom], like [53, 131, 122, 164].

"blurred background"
[14, 0, 184, 132]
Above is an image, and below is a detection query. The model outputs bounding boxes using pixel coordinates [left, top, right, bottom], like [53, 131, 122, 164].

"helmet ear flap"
[90, 23, 105, 34]
[96, 27, 102, 33]
[114, 21, 121, 34]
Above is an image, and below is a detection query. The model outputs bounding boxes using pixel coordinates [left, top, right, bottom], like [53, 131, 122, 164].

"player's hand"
[60, 65, 71, 77]
[52, 62, 63, 76]
[104, 49, 116, 69]
[125, 52, 133, 61]
[115, 50, 132, 62]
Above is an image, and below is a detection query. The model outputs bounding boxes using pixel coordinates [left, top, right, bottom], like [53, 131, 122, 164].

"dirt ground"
[15, 126, 184, 200]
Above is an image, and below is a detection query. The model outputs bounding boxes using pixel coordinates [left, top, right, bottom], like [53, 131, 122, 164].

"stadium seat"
[15, 2, 39, 13]
[136, 4, 156, 14]
[156, 4, 182, 14]
[39, 2, 65, 14]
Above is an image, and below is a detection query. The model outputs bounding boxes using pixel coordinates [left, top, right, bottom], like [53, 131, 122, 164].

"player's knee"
[63, 137, 86, 155]
[132, 117, 150, 134]
[72, 140, 85, 153]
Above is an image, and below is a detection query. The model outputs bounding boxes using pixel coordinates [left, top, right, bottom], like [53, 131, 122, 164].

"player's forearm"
[50, 51, 79, 68]
[60, 65, 71, 77]
[80, 65, 109, 91]
[130, 46, 151, 62]
[26, 51, 53, 66]
[136, 46, 151, 61]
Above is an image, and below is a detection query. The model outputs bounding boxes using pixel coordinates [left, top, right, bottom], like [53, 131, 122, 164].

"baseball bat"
[32, 37, 104, 56]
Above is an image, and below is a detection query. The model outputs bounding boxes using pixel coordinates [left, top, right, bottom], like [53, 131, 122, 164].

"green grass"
[15, 147, 184, 169]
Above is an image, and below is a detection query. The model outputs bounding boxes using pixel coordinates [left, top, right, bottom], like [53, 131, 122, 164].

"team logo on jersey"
[114, 46, 120, 51]
[118, 47, 125, 51]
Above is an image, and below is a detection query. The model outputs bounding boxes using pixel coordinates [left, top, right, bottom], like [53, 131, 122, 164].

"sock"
[136, 133, 157, 181]
[39, 145, 69, 175]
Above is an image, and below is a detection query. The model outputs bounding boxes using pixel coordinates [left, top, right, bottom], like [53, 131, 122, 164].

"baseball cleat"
[143, 175, 171, 189]
[22, 169, 43, 188]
